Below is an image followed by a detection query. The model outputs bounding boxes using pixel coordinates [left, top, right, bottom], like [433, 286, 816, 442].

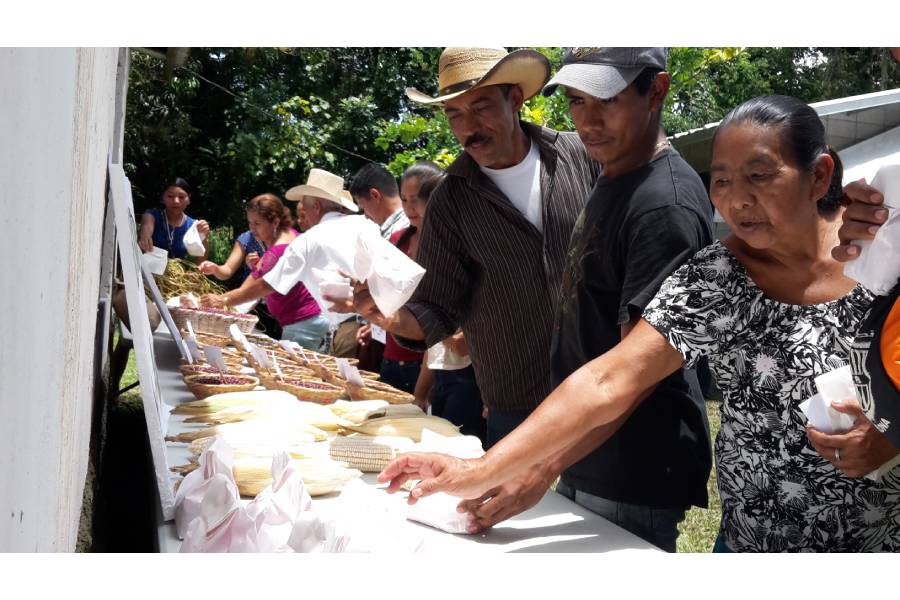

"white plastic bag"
[245, 452, 314, 552]
[845, 165, 900, 295]
[183, 221, 206, 257]
[353, 227, 425, 317]
[179, 475, 259, 552]
[141, 246, 169, 275]
[173, 437, 238, 539]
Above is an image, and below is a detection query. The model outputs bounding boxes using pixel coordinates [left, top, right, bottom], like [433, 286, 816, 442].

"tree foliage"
[125, 47, 900, 232]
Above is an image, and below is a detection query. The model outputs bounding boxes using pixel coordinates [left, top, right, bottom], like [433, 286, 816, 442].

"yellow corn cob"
[343, 415, 461, 442]
[328, 400, 424, 425]
[328, 434, 414, 472]
[230, 456, 362, 497]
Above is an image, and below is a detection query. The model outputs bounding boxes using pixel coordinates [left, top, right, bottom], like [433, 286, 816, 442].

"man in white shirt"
[348, 163, 410, 238]
[200, 168, 369, 357]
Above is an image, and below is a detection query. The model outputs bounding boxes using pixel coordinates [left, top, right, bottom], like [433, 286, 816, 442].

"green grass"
[677, 400, 722, 553]
[113, 329, 144, 410]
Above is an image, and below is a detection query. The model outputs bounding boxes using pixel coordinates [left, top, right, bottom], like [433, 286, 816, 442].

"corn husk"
[185, 437, 329, 461]
[342, 415, 460, 442]
[171, 390, 296, 415]
[231, 456, 361, 497]
[328, 400, 424, 425]
[183, 399, 354, 430]
[165, 419, 329, 444]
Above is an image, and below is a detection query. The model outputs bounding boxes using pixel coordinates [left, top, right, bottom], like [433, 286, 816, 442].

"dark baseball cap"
[543, 47, 668, 99]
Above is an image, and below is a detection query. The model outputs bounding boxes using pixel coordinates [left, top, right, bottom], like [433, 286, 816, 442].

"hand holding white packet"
[182, 221, 206, 257]
[405, 429, 486, 534]
[844, 165, 900, 295]
[799, 365, 900, 481]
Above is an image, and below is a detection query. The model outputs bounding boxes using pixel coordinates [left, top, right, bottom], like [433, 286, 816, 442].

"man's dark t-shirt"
[551, 148, 714, 509]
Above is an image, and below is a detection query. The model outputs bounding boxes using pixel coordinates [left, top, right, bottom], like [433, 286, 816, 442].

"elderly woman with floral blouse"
[379, 95, 900, 552]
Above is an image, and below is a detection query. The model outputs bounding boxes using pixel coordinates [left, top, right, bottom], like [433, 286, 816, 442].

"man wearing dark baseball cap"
[458, 48, 715, 551]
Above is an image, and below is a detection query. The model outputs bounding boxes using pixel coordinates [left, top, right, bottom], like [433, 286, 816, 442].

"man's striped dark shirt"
[397, 122, 599, 413]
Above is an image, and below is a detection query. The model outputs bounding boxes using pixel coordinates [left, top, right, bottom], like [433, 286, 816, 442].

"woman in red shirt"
[203, 194, 328, 350]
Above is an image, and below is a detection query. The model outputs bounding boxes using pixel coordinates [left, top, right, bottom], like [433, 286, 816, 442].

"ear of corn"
[165, 419, 328, 444]
[171, 390, 297, 415]
[185, 437, 328, 461]
[342, 415, 460, 442]
[328, 434, 415, 472]
[231, 457, 361, 497]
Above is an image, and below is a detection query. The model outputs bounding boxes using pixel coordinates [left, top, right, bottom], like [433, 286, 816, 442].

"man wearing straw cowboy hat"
[344, 49, 599, 440]
[377, 48, 714, 551]
[201, 167, 371, 357]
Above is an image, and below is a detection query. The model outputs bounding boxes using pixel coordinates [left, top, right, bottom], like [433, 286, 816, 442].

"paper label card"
[272, 353, 284, 381]
[229, 324, 253, 353]
[184, 322, 202, 363]
[249, 343, 273, 369]
[371, 325, 388, 344]
[204, 345, 227, 372]
[346, 366, 365, 387]
[278, 339, 299, 359]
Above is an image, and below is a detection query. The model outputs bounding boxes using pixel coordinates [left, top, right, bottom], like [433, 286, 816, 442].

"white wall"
[842, 124, 900, 185]
[0, 47, 121, 551]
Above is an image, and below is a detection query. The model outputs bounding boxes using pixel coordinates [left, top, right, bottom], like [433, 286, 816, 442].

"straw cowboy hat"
[406, 47, 551, 105]
[285, 168, 359, 213]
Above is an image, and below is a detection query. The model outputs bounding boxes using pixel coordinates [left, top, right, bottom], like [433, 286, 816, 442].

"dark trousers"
[485, 408, 531, 450]
[431, 366, 486, 444]
[379, 358, 421, 394]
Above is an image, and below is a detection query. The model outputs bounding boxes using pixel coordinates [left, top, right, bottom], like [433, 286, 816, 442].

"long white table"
[151, 331, 660, 554]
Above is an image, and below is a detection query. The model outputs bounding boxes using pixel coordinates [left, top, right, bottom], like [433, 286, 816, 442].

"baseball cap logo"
[571, 47, 603, 59]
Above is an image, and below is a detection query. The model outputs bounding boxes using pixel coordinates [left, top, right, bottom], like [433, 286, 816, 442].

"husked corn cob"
[343, 415, 460, 442]
[328, 434, 414, 472]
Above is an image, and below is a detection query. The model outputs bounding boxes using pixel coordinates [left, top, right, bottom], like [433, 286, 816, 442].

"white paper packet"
[141, 246, 169, 275]
[844, 165, 900, 295]
[245, 452, 314, 552]
[799, 366, 897, 481]
[174, 437, 238, 539]
[353, 227, 425, 316]
[183, 221, 206, 257]
[405, 429, 485, 534]
[179, 475, 258, 552]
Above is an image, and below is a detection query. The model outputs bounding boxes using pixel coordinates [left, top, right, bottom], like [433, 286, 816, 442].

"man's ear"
[369, 188, 383, 204]
[509, 84, 526, 112]
[649, 72, 671, 113]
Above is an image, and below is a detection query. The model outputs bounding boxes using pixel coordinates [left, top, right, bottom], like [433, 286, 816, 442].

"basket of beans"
[272, 378, 345, 404]
[183, 373, 260, 399]
[170, 305, 258, 336]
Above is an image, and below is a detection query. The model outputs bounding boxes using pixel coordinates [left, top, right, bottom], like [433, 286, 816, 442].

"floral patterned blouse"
[643, 241, 900, 551]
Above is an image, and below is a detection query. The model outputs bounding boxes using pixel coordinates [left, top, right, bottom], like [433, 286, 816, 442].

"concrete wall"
[0, 47, 121, 551]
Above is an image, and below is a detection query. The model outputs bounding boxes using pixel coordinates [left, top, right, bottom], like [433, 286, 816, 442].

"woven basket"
[345, 382, 414, 404]
[179, 364, 233, 378]
[181, 330, 235, 348]
[170, 306, 258, 337]
[272, 378, 345, 404]
[183, 373, 260, 400]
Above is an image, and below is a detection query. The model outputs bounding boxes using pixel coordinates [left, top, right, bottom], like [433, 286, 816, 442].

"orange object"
[881, 294, 900, 391]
